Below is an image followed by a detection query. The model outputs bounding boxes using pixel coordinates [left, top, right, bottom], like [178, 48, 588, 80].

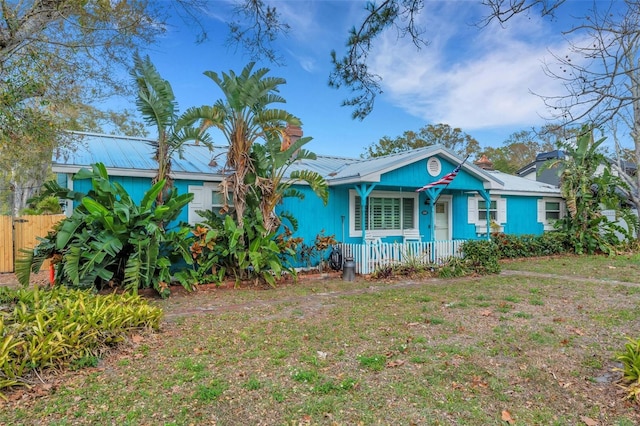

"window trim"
[468, 195, 506, 234]
[188, 183, 232, 225]
[349, 190, 419, 238]
[537, 197, 565, 231]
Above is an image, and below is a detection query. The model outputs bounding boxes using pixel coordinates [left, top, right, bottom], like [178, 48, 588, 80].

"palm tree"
[131, 53, 210, 205]
[190, 62, 304, 228]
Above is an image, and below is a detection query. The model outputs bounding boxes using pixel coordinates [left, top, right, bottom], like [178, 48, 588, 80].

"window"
[468, 195, 506, 234]
[212, 190, 234, 215]
[478, 200, 497, 221]
[545, 201, 561, 220]
[537, 198, 565, 231]
[188, 183, 230, 225]
[350, 191, 417, 237]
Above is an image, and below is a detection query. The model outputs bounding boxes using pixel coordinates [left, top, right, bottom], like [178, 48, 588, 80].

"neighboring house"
[516, 150, 565, 185]
[52, 132, 566, 247]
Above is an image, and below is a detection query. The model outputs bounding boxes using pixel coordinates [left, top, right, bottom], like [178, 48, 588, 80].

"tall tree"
[251, 131, 328, 233]
[540, 0, 640, 215]
[192, 62, 303, 228]
[131, 53, 211, 206]
[363, 123, 480, 158]
[480, 127, 557, 173]
[0, 0, 202, 214]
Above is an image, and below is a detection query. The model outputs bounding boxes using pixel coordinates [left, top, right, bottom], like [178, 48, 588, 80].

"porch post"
[355, 183, 376, 240]
[478, 190, 491, 241]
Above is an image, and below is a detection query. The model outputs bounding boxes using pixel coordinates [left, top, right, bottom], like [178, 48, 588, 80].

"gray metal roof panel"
[488, 170, 560, 194]
[53, 132, 227, 175]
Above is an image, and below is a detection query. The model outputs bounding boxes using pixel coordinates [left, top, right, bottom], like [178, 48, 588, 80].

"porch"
[338, 239, 466, 275]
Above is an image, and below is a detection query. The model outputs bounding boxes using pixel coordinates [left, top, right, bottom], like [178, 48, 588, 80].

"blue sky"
[128, 1, 602, 158]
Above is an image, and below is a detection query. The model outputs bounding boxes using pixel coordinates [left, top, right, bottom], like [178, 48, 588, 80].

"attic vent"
[427, 157, 441, 177]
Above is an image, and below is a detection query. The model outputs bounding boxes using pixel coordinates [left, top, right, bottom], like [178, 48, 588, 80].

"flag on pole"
[416, 155, 469, 192]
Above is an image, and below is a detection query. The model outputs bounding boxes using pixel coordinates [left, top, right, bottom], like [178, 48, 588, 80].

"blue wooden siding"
[279, 186, 347, 243]
[503, 195, 544, 235]
[381, 158, 485, 191]
[453, 193, 477, 240]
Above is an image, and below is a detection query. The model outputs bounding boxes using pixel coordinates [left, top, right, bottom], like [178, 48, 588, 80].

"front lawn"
[1, 255, 639, 425]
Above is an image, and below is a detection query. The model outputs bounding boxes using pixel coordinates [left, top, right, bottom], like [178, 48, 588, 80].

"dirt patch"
[0, 270, 50, 289]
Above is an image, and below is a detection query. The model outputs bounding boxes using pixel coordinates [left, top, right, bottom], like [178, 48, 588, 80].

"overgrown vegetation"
[548, 126, 635, 255]
[16, 163, 193, 298]
[491, 231, 572, 258]
[0, 286, 162, 399]
[370, 240, 501, 280]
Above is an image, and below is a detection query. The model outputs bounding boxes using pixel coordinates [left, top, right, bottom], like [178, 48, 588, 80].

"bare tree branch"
[537, 0, 640, 213]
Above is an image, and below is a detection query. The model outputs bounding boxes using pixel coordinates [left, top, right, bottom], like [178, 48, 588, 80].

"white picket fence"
[339, 240, 466, 275]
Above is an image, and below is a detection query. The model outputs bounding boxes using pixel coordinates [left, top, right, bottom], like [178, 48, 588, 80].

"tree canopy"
[0, 0, 200, 213]
[363, 123, 480, 158]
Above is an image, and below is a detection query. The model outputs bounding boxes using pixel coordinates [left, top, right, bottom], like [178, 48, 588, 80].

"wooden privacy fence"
[0, 215, 66, 273]
[338, 240, 466, 275]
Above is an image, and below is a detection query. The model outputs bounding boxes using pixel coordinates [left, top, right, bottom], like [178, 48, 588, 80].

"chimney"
[474, 155, 494, 170]
[282, 124, 303, 151]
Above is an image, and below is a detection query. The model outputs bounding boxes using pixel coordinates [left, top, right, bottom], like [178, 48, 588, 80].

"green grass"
[1, 254, 639, 425]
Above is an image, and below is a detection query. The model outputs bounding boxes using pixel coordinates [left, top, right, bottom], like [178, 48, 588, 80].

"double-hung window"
[477, 200, 498, 221]
[537, 198, 565, 231]
[468, 195, 506, 234]
[350, 190, 417, 237]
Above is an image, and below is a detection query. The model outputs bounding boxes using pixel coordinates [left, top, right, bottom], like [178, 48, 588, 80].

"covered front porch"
[339, 239, 466, 275]
[350, 181, 493, 245]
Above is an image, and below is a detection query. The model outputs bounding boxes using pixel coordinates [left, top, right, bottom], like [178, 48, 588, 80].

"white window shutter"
[497, 198, 507, 224]
[188, 185, 204, 225]
[468, 196, 478, 224]
[537, 199, 544, 223]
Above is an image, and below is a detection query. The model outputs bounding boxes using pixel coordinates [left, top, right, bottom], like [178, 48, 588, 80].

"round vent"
[427, 157, 441, 177]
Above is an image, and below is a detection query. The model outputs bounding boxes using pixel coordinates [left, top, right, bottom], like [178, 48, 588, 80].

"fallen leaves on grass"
[386, 359, 405, 368]
[501, 409, 515, 424]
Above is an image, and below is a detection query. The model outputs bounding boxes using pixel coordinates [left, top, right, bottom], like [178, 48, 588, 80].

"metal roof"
[53, 133, 558, 195]
[52, 132, 227, 179]
[488, 170, 560, 195]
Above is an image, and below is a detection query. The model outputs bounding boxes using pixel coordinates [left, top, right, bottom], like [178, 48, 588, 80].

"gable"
[380, 156, 487, 191]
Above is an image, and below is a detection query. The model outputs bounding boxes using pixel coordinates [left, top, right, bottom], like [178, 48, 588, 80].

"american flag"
[416, 156, 468, 192]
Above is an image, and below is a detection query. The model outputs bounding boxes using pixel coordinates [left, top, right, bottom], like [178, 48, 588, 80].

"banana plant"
[16, 163, 193, 297]
[545, 125, 630, 254]
[250, 133, 328, 233]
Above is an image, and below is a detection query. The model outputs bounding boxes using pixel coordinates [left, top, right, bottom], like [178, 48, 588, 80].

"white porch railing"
[338, 240, 466, 275]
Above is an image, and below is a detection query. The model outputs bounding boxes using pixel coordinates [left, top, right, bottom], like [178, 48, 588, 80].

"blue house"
[52, 132, 565, 272]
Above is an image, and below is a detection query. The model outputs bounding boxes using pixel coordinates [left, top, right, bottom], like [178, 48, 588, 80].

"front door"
[434, 198, 451, 240]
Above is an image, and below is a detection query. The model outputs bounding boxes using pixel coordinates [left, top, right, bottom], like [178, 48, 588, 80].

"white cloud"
[370, 3, 580, 131]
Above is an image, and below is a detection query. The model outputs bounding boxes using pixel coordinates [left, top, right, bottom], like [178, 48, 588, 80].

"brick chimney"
[282, 124, 303, 151]
[474, 155, 494, 170]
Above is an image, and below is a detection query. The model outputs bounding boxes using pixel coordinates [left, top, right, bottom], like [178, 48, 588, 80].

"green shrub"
[491, 232, 572, 259]
[437, 256, 468, 278]
[0, 286, 162, 399]
[616, 337, 640, 402]
[461, 240, 501, 275]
